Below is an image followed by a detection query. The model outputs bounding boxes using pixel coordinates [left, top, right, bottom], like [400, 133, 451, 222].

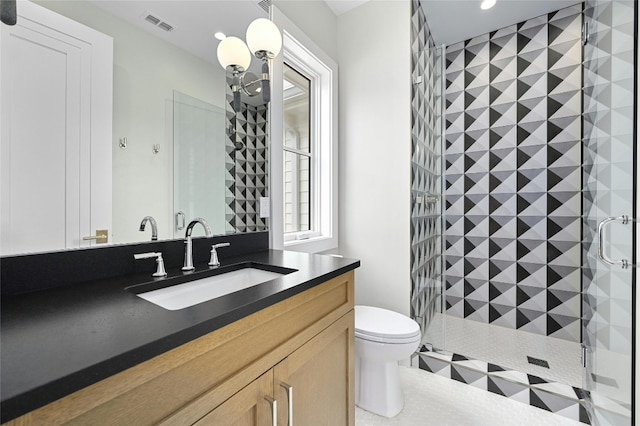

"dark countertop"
[1, 249, 359, 422]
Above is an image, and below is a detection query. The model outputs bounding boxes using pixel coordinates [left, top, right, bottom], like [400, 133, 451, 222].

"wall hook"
[152, 144, 160, 154]
[119, 137, 127, 148]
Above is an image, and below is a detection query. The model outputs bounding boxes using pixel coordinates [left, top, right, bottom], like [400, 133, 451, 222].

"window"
[270, 9, 338, 253]
[283, 63, 312, 237]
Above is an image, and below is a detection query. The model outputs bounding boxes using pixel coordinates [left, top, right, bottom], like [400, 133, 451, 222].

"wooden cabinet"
[198, 312, 354, 426]
[195, 371, 275, 426]
[5, 271, 355, 426]
[274, 312, 354, 426]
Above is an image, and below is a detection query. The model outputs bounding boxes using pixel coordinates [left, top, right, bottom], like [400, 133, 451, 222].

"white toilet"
[354, 305, 421, 418]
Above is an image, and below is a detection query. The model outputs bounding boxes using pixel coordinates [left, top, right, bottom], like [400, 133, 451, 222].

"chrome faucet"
[139, 216, 158, 241]
[209, 242, 230, 267]
[182, 217, 213, 271]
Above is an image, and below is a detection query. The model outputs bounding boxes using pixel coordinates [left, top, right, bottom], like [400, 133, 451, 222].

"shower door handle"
[175, 211, 185, 231]
[598, 215, 630, 269]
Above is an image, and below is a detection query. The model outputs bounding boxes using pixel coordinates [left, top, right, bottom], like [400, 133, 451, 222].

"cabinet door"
[195, 370, 275, 426]
[274, 311, 354, 426]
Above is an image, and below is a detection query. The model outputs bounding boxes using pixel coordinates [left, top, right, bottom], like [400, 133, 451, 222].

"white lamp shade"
[216, 36, 251, 71]
[246, 18, 282, 57]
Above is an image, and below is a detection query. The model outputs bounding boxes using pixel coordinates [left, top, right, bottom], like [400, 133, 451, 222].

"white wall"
[272, 0, 338, 62]
[337, 1, 412, 316]
[35, 0, 227, 243]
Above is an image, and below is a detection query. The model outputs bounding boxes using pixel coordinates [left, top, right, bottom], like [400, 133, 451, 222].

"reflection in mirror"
[240, 72, 264, 98]
[173, 91, 227, 238]
[0, 0, 270, 256]
[225, 75, 270, 234]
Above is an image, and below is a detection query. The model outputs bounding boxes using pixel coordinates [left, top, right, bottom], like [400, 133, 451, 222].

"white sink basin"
[137, 268, 286, 310]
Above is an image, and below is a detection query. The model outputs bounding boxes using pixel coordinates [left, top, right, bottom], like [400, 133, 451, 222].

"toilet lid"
[355, 305, 421, 341]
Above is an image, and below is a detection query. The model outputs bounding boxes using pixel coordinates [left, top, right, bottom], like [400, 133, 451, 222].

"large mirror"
[0, 0, 270, 256]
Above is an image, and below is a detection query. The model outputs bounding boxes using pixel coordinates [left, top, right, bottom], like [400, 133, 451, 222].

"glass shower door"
[173, 91, 227, 238]
[410, 43, 446, 351]
[582, 1, 636, 424]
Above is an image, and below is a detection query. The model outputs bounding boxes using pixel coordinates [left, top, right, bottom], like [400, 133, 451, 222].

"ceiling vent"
[142, 12, 175, 32]
[257, 0, 271, 14]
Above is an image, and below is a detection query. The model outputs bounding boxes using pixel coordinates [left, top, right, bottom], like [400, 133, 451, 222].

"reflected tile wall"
[225, 77, 269, 234]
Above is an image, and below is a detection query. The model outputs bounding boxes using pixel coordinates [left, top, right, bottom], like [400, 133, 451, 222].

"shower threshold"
[423, 313, 582, 387]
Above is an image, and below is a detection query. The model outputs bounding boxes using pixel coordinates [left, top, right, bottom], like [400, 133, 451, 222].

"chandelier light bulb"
[216, 36, 251, 71]
[246, 18, 282, 58]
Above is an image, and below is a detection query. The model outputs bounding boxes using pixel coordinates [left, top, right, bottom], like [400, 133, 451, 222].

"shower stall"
[410, 1, 636, 424]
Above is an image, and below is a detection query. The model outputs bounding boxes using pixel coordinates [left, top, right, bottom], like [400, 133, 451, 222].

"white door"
[0, 1, 112, 255]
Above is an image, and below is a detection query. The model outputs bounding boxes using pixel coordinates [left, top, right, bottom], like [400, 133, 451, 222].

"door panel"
[1, 24, 80, 254]
[195, 370, 274, 426]
[0, 1, 112, 255]
[172, 91, 227, 239]
[274, 312, 354, 426]
[582, 1, 636, 424]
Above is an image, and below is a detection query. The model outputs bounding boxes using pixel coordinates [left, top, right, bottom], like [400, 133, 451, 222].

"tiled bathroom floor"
[355, 366, 583, 426]
[424, 313, 582, 388]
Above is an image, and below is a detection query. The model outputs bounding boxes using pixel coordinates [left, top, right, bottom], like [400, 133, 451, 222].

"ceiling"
[421, 0, 581, 46]
[325, 0, 581, 46]
[90, 0, 267, 74]
[324, 0, 370, 15]
[90, 0, 583, 69]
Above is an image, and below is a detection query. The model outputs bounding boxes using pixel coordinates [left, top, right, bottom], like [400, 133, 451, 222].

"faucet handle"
[209, 242, 230, 267]
[134, 252, 167, 277]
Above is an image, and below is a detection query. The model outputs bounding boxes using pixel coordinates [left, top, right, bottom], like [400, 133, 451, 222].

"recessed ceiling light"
[214, 32, 226, 41]
[480, 0, 496, 10]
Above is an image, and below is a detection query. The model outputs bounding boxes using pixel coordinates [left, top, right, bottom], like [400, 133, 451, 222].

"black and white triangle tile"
[418, 348, 596, 424]
[225, 76, 269, 234]
[444, 4, 582, 342]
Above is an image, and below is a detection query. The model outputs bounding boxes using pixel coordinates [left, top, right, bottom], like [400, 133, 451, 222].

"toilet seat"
[355, 305, 421, 344]
[355, 330, 421, 344]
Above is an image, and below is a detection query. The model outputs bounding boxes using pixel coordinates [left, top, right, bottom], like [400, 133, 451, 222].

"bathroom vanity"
[1, 237, 359, 425]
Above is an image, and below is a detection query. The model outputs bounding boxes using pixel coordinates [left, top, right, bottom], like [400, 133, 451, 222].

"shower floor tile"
[355, 366, 582, 426]
[424, 313, 583, 388]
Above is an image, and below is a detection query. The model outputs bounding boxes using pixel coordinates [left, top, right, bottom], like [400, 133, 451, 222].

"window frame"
[270, 7, 338, 253]
[283, 62, 313, 238]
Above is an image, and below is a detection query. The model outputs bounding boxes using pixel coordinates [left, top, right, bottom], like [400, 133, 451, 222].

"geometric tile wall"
[444, 4, 583, 342]
[225, 77, 269, 234]
[410, 0, 444, 346]
[582, 0, 635, 423]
